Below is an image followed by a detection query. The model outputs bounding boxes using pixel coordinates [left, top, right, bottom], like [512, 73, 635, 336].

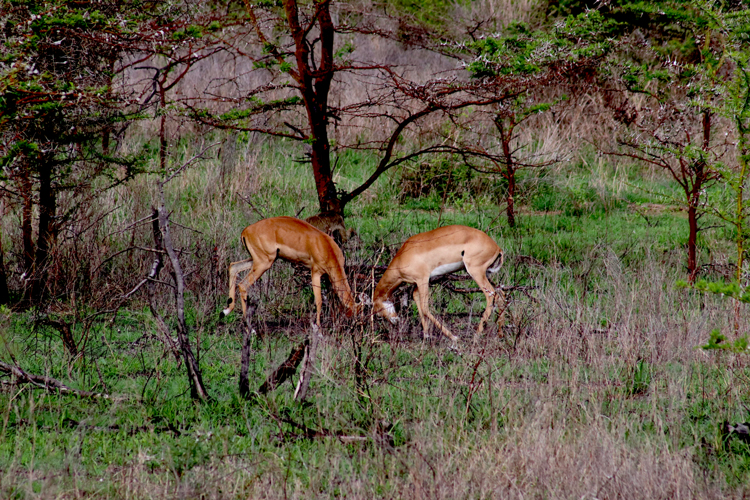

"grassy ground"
[1, 133, 750, 499]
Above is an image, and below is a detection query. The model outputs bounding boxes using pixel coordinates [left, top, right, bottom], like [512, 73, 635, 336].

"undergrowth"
[0, 134, 748, 499]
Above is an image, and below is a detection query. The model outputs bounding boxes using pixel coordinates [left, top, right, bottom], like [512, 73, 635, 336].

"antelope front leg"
[414, 283, 458, 342]
[311, 271, 323, 327]
[237, 258, 275, 316]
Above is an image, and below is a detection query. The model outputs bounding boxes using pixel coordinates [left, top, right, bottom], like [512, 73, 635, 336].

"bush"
[398, 158, 494, 203]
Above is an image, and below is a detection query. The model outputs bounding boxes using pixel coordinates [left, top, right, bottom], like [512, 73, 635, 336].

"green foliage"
[216, 96, 302, 122]
[691, 280, 750, 303]
[467, 12, 621, 78]
[625, 359, 652, 396]
[172, 25, 204, 40]
[397, 156, 492, 202]
[702, 329, 750, 353]
[385, 0, 469, 31]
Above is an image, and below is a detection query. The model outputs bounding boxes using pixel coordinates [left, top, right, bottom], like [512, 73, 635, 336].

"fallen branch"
[294, 323, 320, 401]
[258, 341, 306, 394]
[0, 361, 107, 398]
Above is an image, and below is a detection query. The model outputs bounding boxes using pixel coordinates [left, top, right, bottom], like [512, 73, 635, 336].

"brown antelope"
[221, 216, 358, 326]
[304, 211, 356, 247]
[372, 225, 505, 341]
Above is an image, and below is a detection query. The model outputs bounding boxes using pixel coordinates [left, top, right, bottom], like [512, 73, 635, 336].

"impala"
[372, 225, 505, 341]
[221, 216, 358, 325]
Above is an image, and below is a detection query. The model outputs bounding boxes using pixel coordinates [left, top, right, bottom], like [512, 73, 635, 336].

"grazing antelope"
[221, 216, 358, 326]
[304, 211, 356, 247]
[372, 225, 505, 341]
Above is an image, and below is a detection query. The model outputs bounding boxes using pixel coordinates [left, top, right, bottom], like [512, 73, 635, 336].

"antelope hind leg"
[222, 259, 254, 317]
[466, 264, 500, 335]
[236, 258, 275, 316]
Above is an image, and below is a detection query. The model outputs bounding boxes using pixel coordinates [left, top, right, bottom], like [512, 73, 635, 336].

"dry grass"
[2, 193, 747, 498]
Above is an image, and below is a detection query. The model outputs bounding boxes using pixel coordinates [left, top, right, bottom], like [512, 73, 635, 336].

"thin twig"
[162, 142, 221, 185]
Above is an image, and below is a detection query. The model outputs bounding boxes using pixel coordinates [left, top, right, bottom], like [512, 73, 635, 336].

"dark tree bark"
[0, 231, 9, 305]
[40, 318, 78, 357]
[294, 324, 320, 402]
[144, 210, 181, 360]
[283, 0, 339, 214]
[258, 341, 307, 394]
[495, 116, 518, 228]
[19, 166, 34, 276]
[0, 361, 105, 398]
[29, 157, 57, 304]
[196, 1, 515, 218]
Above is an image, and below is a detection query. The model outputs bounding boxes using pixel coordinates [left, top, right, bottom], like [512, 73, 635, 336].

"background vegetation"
[1, 0, 750, 498]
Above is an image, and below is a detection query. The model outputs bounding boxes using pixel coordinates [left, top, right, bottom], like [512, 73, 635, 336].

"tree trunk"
[0, 231, 9, 305]
[310, 121, 341, 215]
[284, 0, 342, 216]
[684, 109, 711, 283]
[29, 158, 57, 304]
[157, 193, 210, 401]
[495, 115, 517, 228]
[506, 167, 516, 228]
[687, 203, 698, 282]
[20, 167, 34, 276]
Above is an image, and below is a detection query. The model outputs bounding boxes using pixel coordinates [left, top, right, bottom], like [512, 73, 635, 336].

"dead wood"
[258, 341, 307, 394]
[0, 361, 106, 398]
[294, 323, 320, 401]
[156, 195, 210, 401]
[38, 317, 78, 357]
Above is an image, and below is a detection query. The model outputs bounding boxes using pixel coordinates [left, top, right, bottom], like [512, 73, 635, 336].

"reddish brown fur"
[373, 225, 505, 341]
[222, 216, 357, 325]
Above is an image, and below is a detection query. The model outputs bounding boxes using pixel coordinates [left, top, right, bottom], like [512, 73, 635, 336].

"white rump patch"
[430, 260, 465, 278]
[488, 253, 504, 273]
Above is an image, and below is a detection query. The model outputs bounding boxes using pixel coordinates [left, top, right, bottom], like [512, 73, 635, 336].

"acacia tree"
[610, 93, 724, 281]
[593, 1, 738, 281]
[0, 0, 149, 305]
[189, 0, 514, 217]
[432, 13, 617, 227]
[0, 0, 225, 306]
[683, 2, 750, 332]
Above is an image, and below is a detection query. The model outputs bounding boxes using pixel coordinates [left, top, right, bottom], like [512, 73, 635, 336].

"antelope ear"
[358, 292, 372, 306]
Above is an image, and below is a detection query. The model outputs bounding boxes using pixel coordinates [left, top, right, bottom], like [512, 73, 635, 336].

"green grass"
[1, 136, 749, 498]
